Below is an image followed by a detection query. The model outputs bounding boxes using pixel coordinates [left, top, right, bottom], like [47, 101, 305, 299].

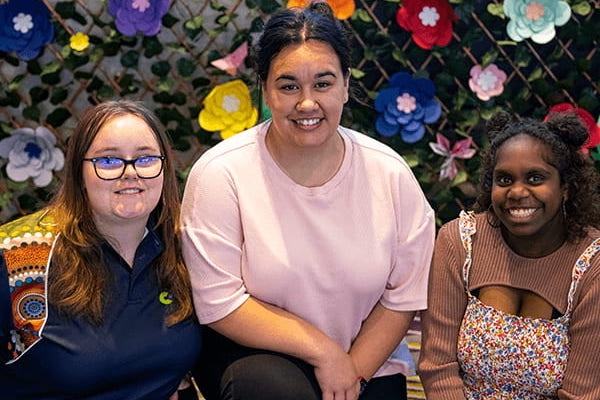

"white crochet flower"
[0, 127, 64, 187]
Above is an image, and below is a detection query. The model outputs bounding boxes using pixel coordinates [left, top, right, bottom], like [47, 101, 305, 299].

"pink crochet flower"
[469, 64, 507, 101]
[429, 134, 476, 180]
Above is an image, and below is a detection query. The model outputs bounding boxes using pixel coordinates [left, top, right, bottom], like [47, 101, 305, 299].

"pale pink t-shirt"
[181, 121, 435, 376]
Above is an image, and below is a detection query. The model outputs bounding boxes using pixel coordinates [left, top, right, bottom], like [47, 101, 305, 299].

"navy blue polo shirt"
[0, 228, 202, 399]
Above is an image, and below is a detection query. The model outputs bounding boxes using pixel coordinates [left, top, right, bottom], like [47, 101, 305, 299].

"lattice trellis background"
[0, 1, 598, 398]
[0, 0, 598, 225]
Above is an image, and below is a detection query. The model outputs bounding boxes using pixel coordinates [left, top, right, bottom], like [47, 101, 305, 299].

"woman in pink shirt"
[181, 2, 435, 400]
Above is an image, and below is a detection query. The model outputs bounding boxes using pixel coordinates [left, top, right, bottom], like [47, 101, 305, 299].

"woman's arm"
[209, 296, 361, 400]
[349, 303, 415, 380]
[559, 263, 600, 399]
[418, 222, 468, 400]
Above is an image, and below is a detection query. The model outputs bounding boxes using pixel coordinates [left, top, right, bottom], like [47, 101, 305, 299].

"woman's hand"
[314, 344, 361, 400]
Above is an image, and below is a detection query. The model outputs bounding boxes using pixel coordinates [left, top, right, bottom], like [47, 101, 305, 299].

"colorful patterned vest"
[0, 210, 56, 362]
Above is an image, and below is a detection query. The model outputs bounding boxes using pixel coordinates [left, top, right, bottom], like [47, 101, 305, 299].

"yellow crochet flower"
[199, 80, 258, 139]
[69, 32, 89, 51]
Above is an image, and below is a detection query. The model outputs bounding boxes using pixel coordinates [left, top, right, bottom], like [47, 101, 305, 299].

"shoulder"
[193, 122, 265, 169]
[0, 210, 57, 250]
[340, 126, 406, 163]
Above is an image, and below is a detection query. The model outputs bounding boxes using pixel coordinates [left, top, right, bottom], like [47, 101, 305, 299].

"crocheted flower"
[396, 0, 457, 50]
[198, 80, 259, 140]
[0, 0, 54, 61]
[429, 134, 476, 180]
[286, 0, 355, 19]
[107, 0, 170, 36]
[503, 0, 571, 44]
[0, 127, 64, 187]
[374, 72, 442, 143]
[69, 32, 89, 51]
[544, 103, 600, 153]
[468, 64, 507, 101]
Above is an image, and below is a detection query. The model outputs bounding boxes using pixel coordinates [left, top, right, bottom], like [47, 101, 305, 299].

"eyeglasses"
[83, 156, 165, 180]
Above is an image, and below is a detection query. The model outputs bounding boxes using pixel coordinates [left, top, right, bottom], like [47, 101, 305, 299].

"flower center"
[396, 93, 417, 113]
[132, 0, 151, 12]
[222, 94, 241, 113]
[418, 6, 440, 27]
[13, 13, 34, 34]
[477, 70, 499, 91]
[525, 1, 545, 21]
[24, 142, 42, 159]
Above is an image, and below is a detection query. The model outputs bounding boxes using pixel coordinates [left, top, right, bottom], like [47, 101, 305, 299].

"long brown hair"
[47, 100, 193, 326]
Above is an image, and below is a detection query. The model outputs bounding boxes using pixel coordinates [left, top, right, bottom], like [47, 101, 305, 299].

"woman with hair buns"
[418, 110, 600, 399]
[180, 1, 435, 400]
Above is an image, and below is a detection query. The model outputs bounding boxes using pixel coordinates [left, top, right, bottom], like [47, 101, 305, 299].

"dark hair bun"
[486, 110, 513, 140]
[309, 0, 335, 17]
[546, 112, 589, 149]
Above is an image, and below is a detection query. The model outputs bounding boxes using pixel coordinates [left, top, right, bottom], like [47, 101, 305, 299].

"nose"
[296, 89, 319, 111]
[122, 163, 138, 179]
[507, 183, 530, 199]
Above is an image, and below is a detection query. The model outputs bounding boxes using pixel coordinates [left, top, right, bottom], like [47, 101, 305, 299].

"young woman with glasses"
[0, 100, 201, 399]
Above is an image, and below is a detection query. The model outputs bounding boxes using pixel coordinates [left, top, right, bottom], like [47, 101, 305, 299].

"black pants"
[193, 327, 407, 400]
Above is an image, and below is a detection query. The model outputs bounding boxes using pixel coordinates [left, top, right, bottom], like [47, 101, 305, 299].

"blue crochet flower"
[503, 0, 571, 44]
[374, 72, 442, 143]
[108, 0, 170, 37]
[0, 0, 54, 61]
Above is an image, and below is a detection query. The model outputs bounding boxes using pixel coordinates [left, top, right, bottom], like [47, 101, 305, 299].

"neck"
[501, 220, 567, 258]
[94, 217, 147, 267]
[265, 129, 345, 187]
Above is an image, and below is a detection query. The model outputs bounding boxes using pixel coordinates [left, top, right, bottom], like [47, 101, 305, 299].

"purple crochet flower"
[0, 0, 54, 61]
[108, 0, 170, 36]
[375, 72, 442, 143]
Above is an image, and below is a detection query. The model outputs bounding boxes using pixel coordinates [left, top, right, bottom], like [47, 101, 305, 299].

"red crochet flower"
[396, 0, 457, 50]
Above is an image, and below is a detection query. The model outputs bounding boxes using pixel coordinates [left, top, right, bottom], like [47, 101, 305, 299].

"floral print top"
[455, 211, 600, 399]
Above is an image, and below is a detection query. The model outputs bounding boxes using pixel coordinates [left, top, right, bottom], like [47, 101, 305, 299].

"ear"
[561, 184, 569, 202]
[261, 82, 270, 108]
[343, 68, 350, 104]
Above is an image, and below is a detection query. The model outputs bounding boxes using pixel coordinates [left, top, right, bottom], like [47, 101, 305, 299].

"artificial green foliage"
[0, 0, 598, 225]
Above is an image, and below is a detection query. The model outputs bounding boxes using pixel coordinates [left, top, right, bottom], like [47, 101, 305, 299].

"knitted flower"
[286, 0, 355, 19]
[198, 80, 259, 140]
[503, 0, 571, 44]
[468, 64, 507, 101]
[108, 0, 170, 36]
[543, 103, 600, 153]
[69, 32, 89, 51]
[374, 72, 442, 143]
[0, 0, 54, 61]
[0, 127, 64, 187]
[396, 0, 457, 50]
[429, 134, 476, 180]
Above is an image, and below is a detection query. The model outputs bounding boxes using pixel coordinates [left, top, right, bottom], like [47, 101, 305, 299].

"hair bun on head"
[486, 110, 513, 140]
[309, 0, 335, 17]
[546, 112, 589, 149]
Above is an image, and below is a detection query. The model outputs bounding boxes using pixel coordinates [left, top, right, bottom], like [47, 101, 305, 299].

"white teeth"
[296, 118, 320, 126]
[117, 189, 141, 194]
[508, 208, 536, 218]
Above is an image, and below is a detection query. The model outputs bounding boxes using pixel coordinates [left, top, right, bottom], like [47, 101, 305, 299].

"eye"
[280, 83, 299, 91]
[315, 81, 331, 89]
[527, 174, 546, 184]
[494, 175, 512, 186]
[96, 157, 124, 169]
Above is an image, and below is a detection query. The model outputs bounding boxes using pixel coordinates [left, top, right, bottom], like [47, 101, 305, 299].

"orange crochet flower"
[286, 0, 355, 20]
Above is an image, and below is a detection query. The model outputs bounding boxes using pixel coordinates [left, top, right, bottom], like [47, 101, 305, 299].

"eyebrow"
[275, 71, 337, 81]
[89, 145, 160, 153]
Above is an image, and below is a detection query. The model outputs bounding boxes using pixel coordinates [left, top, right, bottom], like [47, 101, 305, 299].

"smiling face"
[262, 40, 349, 151]
[83, 114, 164, 229]
[491, 134, 567, 249]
